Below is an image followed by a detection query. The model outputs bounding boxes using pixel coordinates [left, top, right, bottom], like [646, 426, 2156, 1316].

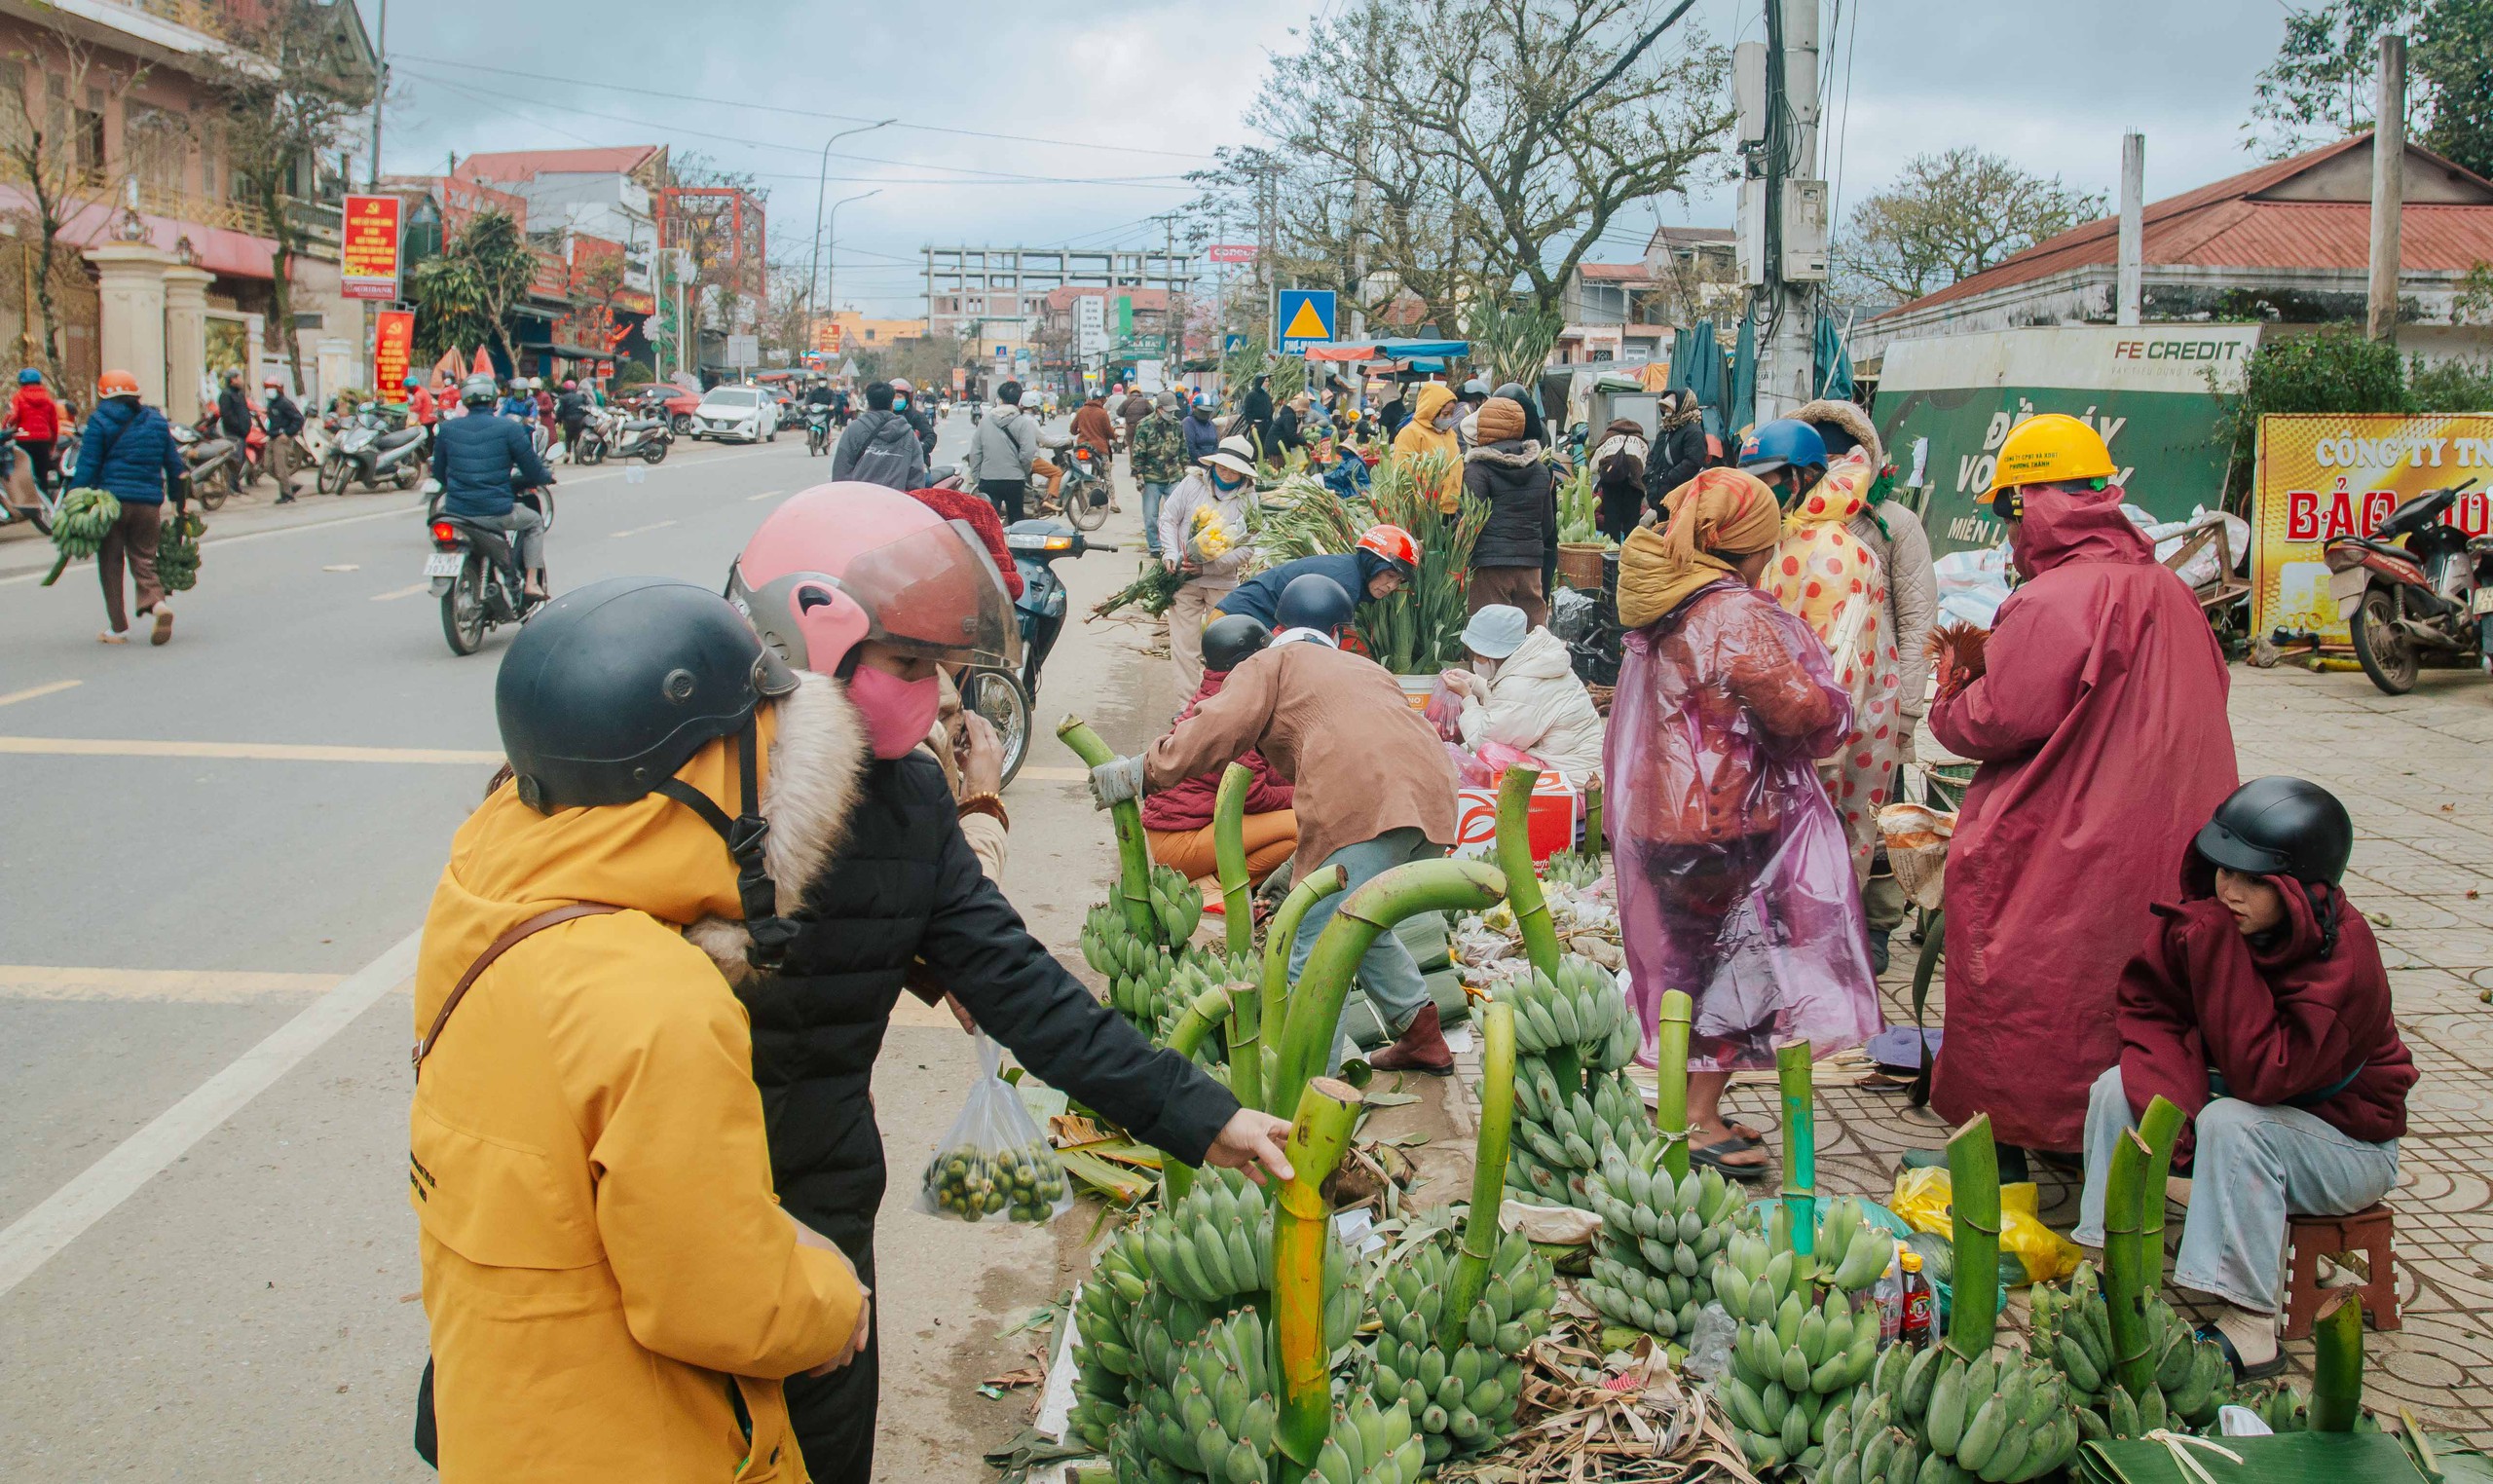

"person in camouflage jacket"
[1128, 390, 1191, 557]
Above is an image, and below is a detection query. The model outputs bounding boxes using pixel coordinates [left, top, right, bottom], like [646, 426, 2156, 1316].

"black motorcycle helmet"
[1200, 613, 1271, 675]
[2191, 776, 2354, 886]
[1273, 574, 1357, 637]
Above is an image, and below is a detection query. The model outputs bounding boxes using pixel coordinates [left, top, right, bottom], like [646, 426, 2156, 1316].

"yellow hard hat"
[1987, 413, 2114, 494]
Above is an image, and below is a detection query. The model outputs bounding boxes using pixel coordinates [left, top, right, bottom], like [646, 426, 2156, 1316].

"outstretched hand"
[1202, 1108, 1295, 1185]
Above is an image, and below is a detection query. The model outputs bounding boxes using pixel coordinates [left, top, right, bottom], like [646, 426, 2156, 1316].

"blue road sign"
[1278, 289, 1337, 349]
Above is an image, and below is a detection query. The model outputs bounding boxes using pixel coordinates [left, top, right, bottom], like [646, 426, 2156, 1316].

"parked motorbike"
[320, 404, 428, 495]
[955, 518, 1090, 788]
[804, 404, 832, 457]
[171, 423, 242, 510]
[2325, 477, 2490, 693]
[424, 474, 558, 655]
[0, 427, 66, 533]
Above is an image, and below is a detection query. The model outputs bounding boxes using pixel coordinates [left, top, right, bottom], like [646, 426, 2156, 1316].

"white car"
[688, 385, 778, 443]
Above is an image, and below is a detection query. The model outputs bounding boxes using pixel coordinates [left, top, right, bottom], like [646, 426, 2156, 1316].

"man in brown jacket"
[1089, 584, 1461, 1071]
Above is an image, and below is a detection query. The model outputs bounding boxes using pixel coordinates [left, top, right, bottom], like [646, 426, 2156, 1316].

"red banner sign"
[341, 195, 402, 301]
[1207, 243, 1258, 264]
[373, 309, 415, 400]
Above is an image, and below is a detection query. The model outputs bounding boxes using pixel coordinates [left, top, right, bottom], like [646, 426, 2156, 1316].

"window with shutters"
[125, 103, 187, 198]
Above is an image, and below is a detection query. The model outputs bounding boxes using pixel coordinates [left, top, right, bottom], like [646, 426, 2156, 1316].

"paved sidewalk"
[1801, 664, 2493, 1441]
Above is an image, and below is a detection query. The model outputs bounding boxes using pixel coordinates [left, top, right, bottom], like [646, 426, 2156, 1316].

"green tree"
[2246, 0, 2493, 174]
[1838, 149, 2103, 304]
[409, 209, 537, 367]
[2415, 0, 2493, 177]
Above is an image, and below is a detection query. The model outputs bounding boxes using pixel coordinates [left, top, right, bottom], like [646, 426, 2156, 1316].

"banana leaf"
[2073, 1432, 2425, 1484]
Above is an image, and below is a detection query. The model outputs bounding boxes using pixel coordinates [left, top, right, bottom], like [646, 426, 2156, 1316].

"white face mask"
[1471, 657, 1500, 682]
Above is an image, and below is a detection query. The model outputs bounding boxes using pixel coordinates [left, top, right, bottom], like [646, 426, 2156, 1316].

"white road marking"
[321, 563, 360, 573]
[0, 736, 500, 763]
[746, 488, 785, 501]
[0, 679, 80, 708]
[369, 582, 430, 602]
[0, 927, 422, 1298]
[0, 965, 352, 1003]
[610, 519, 678, 538]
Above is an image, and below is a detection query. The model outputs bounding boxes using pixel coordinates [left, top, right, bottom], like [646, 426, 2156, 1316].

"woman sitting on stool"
[1143, 614, 1298, 890]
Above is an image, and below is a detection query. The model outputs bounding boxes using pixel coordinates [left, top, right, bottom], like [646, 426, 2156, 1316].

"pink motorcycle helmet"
[728, 483, 1016, 678]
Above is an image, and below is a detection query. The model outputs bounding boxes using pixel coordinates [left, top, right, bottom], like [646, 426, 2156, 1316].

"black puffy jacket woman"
[1642, 390, 1709, 517]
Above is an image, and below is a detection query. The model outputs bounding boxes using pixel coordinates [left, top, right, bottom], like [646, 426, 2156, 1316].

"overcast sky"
[365, 0, 2302, 318]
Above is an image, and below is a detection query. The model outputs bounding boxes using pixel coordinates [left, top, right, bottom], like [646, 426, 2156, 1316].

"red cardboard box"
[1452, 773, 1578, 863]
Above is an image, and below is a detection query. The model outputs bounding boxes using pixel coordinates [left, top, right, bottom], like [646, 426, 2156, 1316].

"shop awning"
[1302, 338, 1470, 363]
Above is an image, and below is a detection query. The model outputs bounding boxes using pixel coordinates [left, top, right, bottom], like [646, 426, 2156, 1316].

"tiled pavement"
[1781, 664, 2493, 1442]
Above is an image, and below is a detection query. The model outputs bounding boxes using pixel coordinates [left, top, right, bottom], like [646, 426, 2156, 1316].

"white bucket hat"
[1201, 434, 1258, 480]
[1461, 604, 1529, 659]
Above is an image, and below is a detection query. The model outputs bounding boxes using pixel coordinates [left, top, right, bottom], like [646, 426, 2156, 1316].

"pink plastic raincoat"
[1606, 578, 1883, 1072]
[1930, 484, 2238, 1152]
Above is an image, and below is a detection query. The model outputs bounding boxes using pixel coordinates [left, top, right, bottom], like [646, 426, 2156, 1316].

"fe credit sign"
[341, 195, 402, 301]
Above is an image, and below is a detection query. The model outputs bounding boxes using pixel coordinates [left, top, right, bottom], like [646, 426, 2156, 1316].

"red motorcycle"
[2323, 478, 2490, 693]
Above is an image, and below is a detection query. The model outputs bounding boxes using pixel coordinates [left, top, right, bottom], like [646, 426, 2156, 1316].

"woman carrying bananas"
[1605, 467, 1881, 1181]
[71, 368, 192, 646]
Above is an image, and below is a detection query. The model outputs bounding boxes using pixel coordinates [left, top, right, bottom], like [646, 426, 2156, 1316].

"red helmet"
[728, 483, 1017, 676]
[1356, 523, 1419, 577]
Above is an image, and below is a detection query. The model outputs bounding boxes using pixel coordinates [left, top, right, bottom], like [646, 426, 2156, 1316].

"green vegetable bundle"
[40, 487, 119, 585]
[1580, 1153, 1744, 1340]
[1092, 558, 1186, 620]
[1556, 463, 1603, 545]
[157, 507, 205, 593]
[922, 1139, 1067, 1223]
[1369, 1222, 1554, 1464]
[2031, 1262, 2231, 1438]
[1707, 1197, 1893, 1470]
[1250, 453, 1483, 673]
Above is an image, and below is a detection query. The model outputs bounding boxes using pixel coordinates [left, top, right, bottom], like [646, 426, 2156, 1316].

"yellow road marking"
[0, 680, 80, 708]
[369, 582, 430, 602]
[0, 736, 500, 763]
[0, 965, 366, 1003]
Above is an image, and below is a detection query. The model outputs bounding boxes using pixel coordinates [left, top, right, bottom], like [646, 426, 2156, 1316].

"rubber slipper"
[1690, 1137, 1773, 1183]
[2198, 1323, 2287, 1383]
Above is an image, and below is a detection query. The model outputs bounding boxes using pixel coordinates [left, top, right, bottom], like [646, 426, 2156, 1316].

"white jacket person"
[1447, 605, 1606, 781]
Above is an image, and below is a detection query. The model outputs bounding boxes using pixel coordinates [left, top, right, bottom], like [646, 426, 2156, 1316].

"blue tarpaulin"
[1672, 320, 1724, 440]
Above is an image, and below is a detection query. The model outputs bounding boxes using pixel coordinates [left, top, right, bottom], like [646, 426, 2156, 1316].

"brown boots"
[1367, 1004, 1454, 1075]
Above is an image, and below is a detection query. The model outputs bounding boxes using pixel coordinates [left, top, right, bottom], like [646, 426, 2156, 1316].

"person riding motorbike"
[413, 575, 872, 1481]
[888, 376, 936, 459]
[432, 372, 556, 601]
[724, 484, 1295, 1484]
[7, 365, 61, 509]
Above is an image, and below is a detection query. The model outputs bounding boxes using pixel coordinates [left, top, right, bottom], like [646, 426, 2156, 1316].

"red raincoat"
[1929, 485, 2238, 1151]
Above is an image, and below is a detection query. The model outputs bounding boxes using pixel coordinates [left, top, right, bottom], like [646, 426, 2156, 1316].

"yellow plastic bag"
[1888, 1167, 2084, 1285]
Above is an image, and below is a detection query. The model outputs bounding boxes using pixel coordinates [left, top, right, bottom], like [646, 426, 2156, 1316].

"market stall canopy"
[1302, 338, 1471, 364]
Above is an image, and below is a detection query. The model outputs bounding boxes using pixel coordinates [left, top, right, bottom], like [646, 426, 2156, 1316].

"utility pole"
[1347, 0, 1381, 344]
[366, 0, 387, 189]
[808, 120, 893, 328]
[1160, 212, 1184, 376]
[2116, 132, 2145, 327]
[2367, 33, 2406, 344]
[1754, 0, 1821, 420]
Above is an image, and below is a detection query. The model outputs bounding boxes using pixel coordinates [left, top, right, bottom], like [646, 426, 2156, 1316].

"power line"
[395, 53, 1218, 163]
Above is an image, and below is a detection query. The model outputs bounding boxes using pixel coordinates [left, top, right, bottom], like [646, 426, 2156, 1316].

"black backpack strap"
[652, 714, 800, 971]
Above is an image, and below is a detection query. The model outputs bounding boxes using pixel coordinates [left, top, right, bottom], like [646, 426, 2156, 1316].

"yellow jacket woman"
[412, 577, 869, 1483]
[1391, 381, 1465, 512]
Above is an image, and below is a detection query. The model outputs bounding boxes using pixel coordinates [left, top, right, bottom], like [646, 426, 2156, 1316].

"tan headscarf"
[1616, 466, 1783, 628]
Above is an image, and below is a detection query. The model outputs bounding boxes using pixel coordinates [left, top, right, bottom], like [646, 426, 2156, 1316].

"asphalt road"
[0, 408, 1188, 1478]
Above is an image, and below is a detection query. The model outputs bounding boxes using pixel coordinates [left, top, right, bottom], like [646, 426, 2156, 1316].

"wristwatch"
[956, 792, 1010, 831]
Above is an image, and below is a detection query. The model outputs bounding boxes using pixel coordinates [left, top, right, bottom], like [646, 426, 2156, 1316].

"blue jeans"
[1140, 480, 1173, 554]
[1287, 827, 1443, 1069]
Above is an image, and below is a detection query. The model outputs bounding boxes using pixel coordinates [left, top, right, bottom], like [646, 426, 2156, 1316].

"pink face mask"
[846, 664, 942, 761]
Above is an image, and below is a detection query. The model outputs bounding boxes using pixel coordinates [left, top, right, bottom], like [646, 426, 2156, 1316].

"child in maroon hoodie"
[2073, 777, 2412, 1382]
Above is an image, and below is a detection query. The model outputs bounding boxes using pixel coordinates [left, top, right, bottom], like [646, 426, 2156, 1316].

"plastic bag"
[1549, 585, 1598, 643]
[1887, 1166, 2083, 1284]
[916, 1034, 1073, 1224]
[1423, 675, 1467, 741]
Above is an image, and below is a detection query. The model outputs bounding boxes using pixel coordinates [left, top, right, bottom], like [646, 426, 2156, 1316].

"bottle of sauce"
[1899, 1250, 1937, 1349]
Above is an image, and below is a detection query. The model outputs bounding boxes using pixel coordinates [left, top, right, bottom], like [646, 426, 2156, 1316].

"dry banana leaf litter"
[1438, 1332, 1760, 1484]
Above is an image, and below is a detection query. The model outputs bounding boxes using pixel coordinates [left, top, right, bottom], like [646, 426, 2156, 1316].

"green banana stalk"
[1274, 1076, 1361, 1470]
[1269, 858, 1507, 1118]
[1256, 865, 1345, 1112]
[1440, 1001, 1514, 1354]
[1058, 718, 1157, 943]
[1777, 1040, 1817, 1257]
[2309, 1290, 2363, 1432]
[1494, 765, 1562, 980]
[2102, 1127, 2156, 1398]
[1211, 762, 1254, 961]
[1655, 989, 1692, 1184]
[1160, 984, 1236, 1206]
[1946, 1113, 2002, 1360]
[2126, 1094, 2184, 1300]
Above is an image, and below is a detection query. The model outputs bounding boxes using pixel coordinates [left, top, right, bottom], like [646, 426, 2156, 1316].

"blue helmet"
[16, 367, 40, 385]
[1737, 418, 1827, 477]
[1273, 573, 1357, 637]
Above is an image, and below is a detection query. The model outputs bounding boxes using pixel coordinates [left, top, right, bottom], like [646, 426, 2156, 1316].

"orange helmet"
[96, 369, 140, 399]
[1356, 522, 1419, 577]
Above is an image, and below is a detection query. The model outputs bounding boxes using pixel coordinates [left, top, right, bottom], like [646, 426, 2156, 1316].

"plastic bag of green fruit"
[915, 1034, 1073, 1224]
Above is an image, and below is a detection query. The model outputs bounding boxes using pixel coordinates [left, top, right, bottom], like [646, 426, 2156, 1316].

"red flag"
[470, 347, 493, 377]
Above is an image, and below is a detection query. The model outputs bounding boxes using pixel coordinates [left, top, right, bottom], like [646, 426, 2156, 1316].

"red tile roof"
[1881, 133, 2493, 318]
[454, 146, 664, 184]
[1579, 262, 1658, 281]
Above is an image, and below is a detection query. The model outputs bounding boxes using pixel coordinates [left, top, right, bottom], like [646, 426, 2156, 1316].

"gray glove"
[1088, 755, 1146, 810]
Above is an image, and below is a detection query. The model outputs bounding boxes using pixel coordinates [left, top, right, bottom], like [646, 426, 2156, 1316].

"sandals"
[1690, 1136, 1774, 1183]
[2199, 1323, 2288, 1383]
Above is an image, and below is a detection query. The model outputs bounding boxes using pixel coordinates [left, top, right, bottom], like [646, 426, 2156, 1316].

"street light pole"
[808, 120, 894, 324]
[822, 189, 881, 344]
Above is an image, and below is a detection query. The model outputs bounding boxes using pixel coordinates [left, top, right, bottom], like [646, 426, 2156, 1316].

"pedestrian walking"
[73, 369, 191, 646]
[965, 380, 1041, 522]
[1607, 466, 1880, 1179]
[1643, 390, 1708, 520]
[1118, 384, 1152, 443]
[1157, 434, 1259, 693]
[556, 379, 592, 460]
[1929, 413, 2240, 1163]
[262, 379, 304, 498]
[1128, 390, 1189, 558]
[829, 382, 929, 492]
[1463, 394, 1557, 627]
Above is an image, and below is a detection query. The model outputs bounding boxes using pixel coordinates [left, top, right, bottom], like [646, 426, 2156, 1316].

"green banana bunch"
[1503, 1061, 1645, 1210]
[1367, 1222, 1555, 1464]
[1813, 1341, 2082, 1484]
[1147, 864, 1206, 946]
[1492, 956, 1637, 1071]
[1705, 1197, 1894, 1470]
[1541, 849, 1602, 891]
[156, 508, 205, 593]
[40, 487, 119, 585]
[2028, 1259, 2230, 1435]
[1579, 1142, 1743, 1339]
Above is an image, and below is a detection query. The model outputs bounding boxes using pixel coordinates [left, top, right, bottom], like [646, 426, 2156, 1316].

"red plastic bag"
[1423, 675, 1466, 741]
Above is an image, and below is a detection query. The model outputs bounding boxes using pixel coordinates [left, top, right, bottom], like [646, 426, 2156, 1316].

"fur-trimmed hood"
[1795, 398, 1880, 464]
[1465, 437, 1544, 468]
[684, 673, 868, 981]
